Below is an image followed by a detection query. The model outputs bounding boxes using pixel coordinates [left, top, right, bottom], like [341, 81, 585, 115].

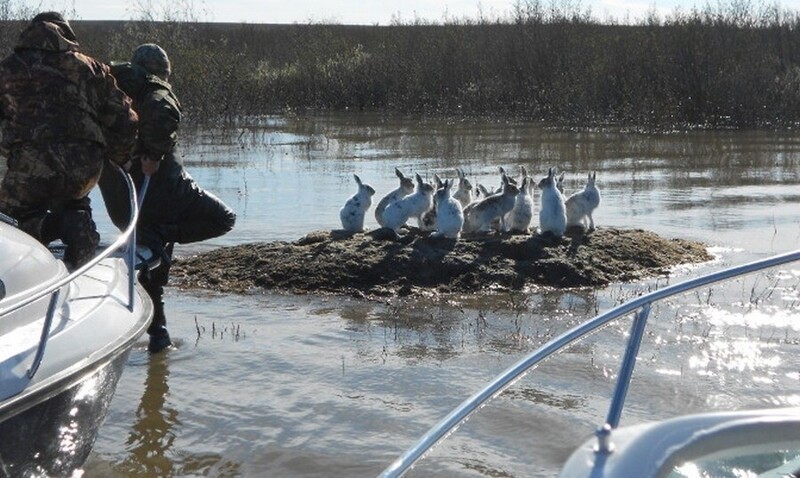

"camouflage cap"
[131, 43, 171, 81]
[31, 11, 77, 42]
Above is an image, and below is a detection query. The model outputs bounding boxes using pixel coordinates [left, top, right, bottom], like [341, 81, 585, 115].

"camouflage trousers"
[0, 141, 103, 269]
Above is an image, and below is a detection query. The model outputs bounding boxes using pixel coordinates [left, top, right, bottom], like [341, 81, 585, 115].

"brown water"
[69, 113, 800, 477]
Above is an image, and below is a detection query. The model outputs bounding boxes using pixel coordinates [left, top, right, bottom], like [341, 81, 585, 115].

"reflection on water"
[122, 353, 178, 476]
[73, 114, 800, 477]
[94, 350, 241, 477]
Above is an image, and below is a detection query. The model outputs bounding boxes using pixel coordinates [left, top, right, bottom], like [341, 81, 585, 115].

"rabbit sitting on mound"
[463, 174, 519, 234]
[474, 183, 496, 200]
[556, 171, 566, 194]
[537, 167, 567, 237]
[506, 176, 534, 233]
[431, 179, 464, 239]
[340, 174, 375, 232]
[420, 174, 444, 232]
[375, 168, 415, 227]
[566, 172, 601, 232]
[453, 168, 473, 209]
[381, 173, 435, 232]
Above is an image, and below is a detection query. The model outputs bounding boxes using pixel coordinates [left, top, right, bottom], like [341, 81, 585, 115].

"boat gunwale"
[0, 289, 151, 422]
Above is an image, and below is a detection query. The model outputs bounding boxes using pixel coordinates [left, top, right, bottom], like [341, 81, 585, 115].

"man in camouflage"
[0, 12, 138, 269]
[99, 44, 236, 353]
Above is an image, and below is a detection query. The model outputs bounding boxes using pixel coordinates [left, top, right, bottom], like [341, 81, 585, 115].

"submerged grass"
[2, 0, 800, 128]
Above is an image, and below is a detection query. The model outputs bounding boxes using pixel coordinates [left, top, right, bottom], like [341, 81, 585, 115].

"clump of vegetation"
[169, 227, 713, 299]
[3, 0, 800, 128]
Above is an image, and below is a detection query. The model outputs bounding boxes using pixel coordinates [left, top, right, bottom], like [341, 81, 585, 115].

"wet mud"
[170, 227, 713, 300]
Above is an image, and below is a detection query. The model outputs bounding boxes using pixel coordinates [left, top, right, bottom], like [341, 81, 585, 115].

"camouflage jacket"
[0, 20, 138, 166]
[110, 62, 181, 160]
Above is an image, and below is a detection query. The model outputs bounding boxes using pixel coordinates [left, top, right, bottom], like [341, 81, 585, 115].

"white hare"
[339, 174, 375, 232]
[475, 183, 496, 199]
[506, 176, 534, 233]
[498, 166, 517, 186]
[537, 167, 567, 237]
[375, 168, 415, 227]
[453, 168, 473, 209]
[566, 172, 601, 231]
[556, 171, 566, 194]
[420, 174, 444, 232]
[431, 179, 464, 239]
[463, 174, 519, 234]
[381, 173, 435, 232]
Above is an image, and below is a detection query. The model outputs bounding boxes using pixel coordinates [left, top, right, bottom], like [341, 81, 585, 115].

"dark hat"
[31, 11, 77, 42]
[131, 43, 171, 80]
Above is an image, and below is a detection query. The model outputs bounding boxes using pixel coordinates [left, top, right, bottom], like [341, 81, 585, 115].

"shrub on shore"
[3, 0, 800, 128]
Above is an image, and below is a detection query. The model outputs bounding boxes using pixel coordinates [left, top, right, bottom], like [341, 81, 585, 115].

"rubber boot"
[140, 243, 174, 353]
[147, 300, 172, 353]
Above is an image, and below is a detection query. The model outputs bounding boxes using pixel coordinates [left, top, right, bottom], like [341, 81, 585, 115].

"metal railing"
[0, 166, 141, 385]
[379, 248, 800, 478]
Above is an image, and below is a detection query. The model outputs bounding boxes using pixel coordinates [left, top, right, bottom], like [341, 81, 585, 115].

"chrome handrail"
[379, 248, 800, 478]
[0, 165, 141, 383]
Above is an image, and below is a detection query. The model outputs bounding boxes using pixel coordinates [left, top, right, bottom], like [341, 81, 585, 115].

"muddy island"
[170, 227, 712, 299]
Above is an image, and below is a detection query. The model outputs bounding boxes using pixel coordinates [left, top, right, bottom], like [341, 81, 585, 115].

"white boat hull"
[0, 221, 152, 475]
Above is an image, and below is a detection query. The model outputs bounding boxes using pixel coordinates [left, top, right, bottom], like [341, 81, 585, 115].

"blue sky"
[30, 0, 800, 24]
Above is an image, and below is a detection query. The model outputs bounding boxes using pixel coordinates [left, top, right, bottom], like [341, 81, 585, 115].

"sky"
[27, 0, 800, 24]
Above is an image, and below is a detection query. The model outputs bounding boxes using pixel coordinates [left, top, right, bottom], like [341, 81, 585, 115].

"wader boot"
[147, 299, 172, 353]
[140, 243, 173, 353]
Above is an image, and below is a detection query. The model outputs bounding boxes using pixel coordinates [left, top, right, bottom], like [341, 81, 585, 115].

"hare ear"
[415, 173, 423, 185]
[521, 165, 528, 177]
[591, 172, 596, 180]
[353, 174, 362, 185]
[548, 167, 554, 177]
[395, 168, 404, 179]
[502, 174, 509, 185]
[434, 173, 442, 187]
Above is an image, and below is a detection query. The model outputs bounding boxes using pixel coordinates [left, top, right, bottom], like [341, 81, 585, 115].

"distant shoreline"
[4, 3, 799, 129]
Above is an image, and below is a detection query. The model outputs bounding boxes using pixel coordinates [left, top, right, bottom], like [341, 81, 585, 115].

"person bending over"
[99, 44, 236, 354]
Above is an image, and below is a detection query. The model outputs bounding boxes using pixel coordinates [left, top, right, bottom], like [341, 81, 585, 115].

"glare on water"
[66, 114, 800, 477]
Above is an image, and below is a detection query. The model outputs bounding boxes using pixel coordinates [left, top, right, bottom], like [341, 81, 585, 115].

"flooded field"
[72, 114, 800, 477]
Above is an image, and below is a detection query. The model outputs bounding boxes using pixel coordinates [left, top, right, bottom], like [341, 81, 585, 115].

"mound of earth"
[170, 227, 712, 299]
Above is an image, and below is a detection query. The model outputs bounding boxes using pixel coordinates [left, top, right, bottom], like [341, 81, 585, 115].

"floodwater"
[77, 114, 799, 477]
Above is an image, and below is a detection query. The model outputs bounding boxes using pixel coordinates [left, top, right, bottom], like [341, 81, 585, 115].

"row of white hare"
[339, 166, 600, 240]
